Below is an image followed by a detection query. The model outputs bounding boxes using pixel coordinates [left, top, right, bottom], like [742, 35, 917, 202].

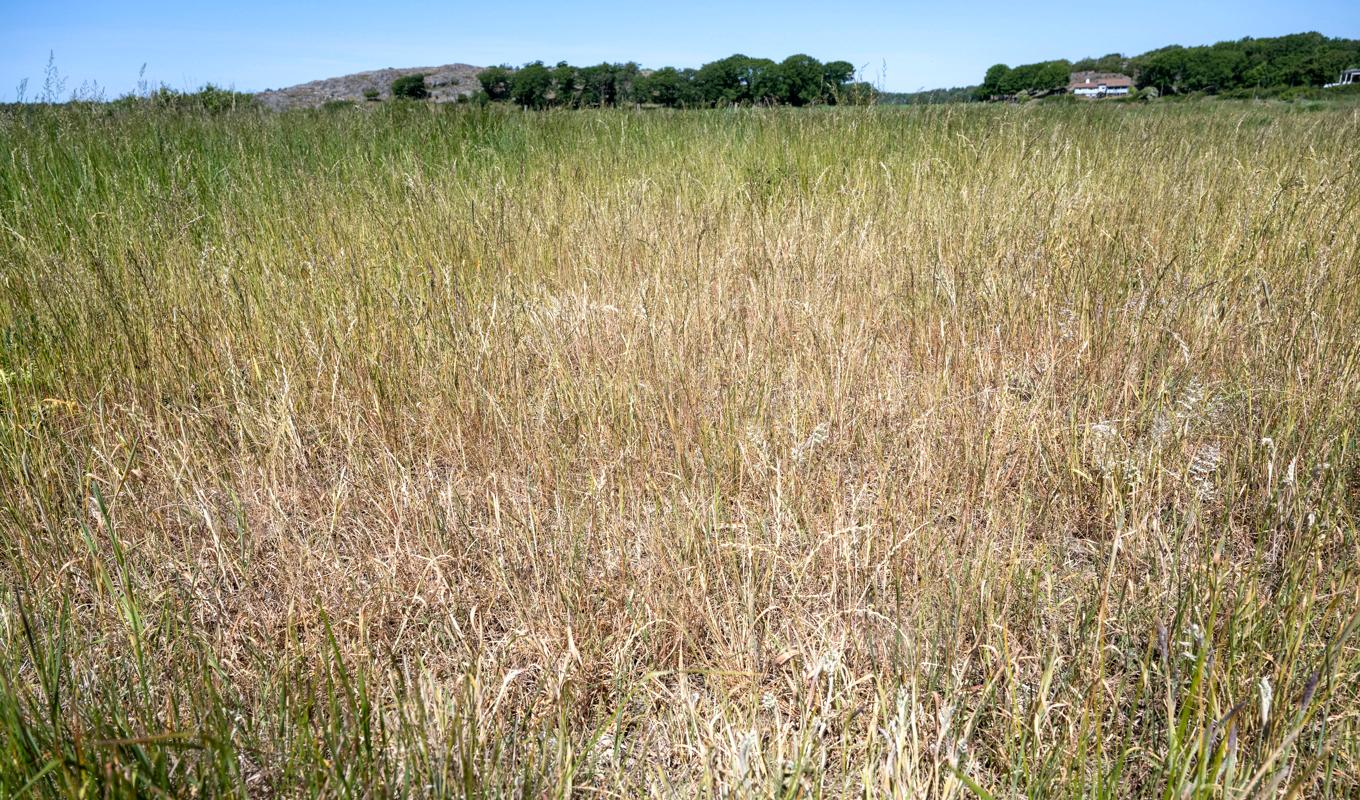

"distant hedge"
[101, 84, 258, 112]
[475, 54, 869, 109]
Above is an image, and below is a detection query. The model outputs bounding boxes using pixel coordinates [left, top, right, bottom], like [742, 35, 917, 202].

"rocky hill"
[256, 63, 484, 109]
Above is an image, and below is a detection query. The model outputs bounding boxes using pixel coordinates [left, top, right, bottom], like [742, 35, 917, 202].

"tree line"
[877, 86, 980, 105]
[460, 55, 869, 108]
[977, 32, 1360, 98]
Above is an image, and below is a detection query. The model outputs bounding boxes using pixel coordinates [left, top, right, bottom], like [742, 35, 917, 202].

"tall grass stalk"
[1, 100, 1358, 797]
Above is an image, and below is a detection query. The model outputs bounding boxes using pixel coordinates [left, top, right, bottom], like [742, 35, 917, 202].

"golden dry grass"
[1, 101, 1359, 797]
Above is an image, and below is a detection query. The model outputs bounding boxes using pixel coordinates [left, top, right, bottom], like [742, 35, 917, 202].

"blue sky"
[3, 1, 1357, 99]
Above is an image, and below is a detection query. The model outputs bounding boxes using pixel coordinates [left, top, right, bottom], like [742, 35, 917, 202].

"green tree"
[775, 54, 826, 105]
[391, 74, 429, 100]
[550, 62, 577, 106]
[510, 62, 552, 108]
[636, 67, 690, 107]
[612, 62, 642, 105]
[477, 66, 513, 102]
[822, 60, 855, 87]
[696, 55, 751, 104]
[1035, 60, 1072, 92]
[822, 60, 855, 102]
[1072, 53, 1128, 73]
[469, 53, 878, 109]
[839, 81, 878, 105]
[1133, 46, 1186, 93]
[1127, 33, 1360, 94]
[979, 64, 1011, 98]
[576, 64, 614, 107]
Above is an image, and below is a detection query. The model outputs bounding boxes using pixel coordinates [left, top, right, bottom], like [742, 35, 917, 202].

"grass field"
[1, 100, 1359, 797]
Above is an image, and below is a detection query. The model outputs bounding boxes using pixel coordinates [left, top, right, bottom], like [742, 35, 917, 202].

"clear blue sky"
[3, 1, 1357, 99]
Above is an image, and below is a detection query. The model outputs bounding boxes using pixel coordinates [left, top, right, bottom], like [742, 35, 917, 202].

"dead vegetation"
[0, 102, 1358, 797]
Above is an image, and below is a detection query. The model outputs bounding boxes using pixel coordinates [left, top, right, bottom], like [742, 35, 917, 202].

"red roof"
[1068, 71, 1134, 89]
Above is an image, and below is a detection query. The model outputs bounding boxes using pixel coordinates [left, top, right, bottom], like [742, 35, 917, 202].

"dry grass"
[1, 100, 1359, 797]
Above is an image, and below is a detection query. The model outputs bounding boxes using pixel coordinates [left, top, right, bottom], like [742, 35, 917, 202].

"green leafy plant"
[390, 73, 429, 100]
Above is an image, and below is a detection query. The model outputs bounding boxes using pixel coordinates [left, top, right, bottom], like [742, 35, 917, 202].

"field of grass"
[1, 100, 1359, 797]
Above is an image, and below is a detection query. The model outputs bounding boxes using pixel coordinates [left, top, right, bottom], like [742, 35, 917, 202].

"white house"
[1068, 71, 1134, 97]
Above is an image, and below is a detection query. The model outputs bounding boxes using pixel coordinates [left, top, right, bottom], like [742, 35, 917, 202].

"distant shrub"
[1210, 84, 1360, 103]
[363, 88, 381, 102]
[391, 74, 429, 100]
[148, 84, 257, 112]
[322, 99, 357, 111]
[836, 81, 878, 106]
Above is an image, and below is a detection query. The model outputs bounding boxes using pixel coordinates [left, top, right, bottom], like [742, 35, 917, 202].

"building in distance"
[1324, 68, 1360, 88]
[1069, 71, 1134, 98]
